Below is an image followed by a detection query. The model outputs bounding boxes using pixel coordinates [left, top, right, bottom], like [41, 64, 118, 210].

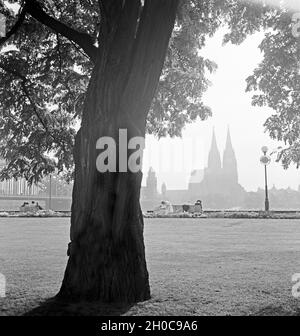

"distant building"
[140, 168, 160, 211]
[140, 128, 300, 211]
[140, 128, 246, 210]
[161, 182, 167, 198]
[194, 128, 245, 209]
[144, 167, 158, 199]
[188, 169, 204, 198]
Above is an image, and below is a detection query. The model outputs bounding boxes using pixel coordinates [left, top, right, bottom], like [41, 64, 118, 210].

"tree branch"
[25, 0, 98, 62]
[0, 63, 55, 140]
[0, 63, 26, 81]
[1, 0, 98, 62]
[0, 2, 27, 47]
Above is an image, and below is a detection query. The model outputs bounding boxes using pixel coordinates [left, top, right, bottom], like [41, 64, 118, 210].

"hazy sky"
[142, 28, 300, 192]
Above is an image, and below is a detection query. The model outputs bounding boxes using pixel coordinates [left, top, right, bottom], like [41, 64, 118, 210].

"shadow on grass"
[23, 297, 134, 316]
[253, 305, 300, 316]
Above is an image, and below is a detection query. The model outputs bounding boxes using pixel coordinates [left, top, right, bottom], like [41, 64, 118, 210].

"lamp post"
[260, 146, 271, 212]
[49, 174, 52, 210]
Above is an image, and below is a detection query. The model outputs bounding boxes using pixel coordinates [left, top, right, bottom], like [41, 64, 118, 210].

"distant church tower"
[207, 128, 222, 177]
[196, 127, 245, 209]
[222, 127, 238, 184]
[161, 182, 167, 198]
[198, 128, 222, 196]
[145, 167, 158, 199]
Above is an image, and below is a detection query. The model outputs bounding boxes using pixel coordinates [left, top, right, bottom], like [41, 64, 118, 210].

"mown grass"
[0, 218, 300, 316]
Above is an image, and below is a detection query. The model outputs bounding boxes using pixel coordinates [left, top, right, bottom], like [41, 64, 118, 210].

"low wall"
[172, 204, 202, 213]
[0, 196, 71, 212]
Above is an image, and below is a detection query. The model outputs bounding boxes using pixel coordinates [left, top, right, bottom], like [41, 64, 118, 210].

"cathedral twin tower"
[142, 127, 245, 210]
[196, 127, 245, 208]
[207, 127, 238, 185]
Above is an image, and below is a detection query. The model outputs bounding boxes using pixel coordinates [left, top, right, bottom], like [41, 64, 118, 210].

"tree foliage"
[0, 0, 294, 184]
[0, 0, 94, 183]
[245, 4, 300, 168]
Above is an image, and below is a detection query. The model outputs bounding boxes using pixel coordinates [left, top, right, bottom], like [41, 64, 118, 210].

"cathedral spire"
[207, 127, 221, 172]
[223, 127, 238, 183]
[225, 126, 233, 150]
[211, 127, 218, 148]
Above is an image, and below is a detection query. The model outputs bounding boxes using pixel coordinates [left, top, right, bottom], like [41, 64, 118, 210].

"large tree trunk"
[58, 0, 179, 303]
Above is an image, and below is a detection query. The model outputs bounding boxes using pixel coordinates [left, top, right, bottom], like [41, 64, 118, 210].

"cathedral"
[140, 128, 246, 210]
[188, 128, 245, 209]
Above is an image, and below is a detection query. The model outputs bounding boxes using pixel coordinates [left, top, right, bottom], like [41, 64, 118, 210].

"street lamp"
[49, 174, 52, 210]
[260, 146, 271, 212]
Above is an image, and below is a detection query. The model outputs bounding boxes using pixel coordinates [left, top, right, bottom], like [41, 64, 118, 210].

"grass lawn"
[0, 218, 300, 316]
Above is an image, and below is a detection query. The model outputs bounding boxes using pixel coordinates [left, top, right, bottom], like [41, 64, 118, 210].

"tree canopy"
[0, 0, 298, 184]
[246, 5, 300, 168]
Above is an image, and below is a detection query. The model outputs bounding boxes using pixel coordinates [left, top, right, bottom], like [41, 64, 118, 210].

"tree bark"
[58, 0, 179, 303]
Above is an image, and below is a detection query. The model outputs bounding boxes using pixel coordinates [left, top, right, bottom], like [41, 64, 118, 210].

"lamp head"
[261, 146, 268, 154]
